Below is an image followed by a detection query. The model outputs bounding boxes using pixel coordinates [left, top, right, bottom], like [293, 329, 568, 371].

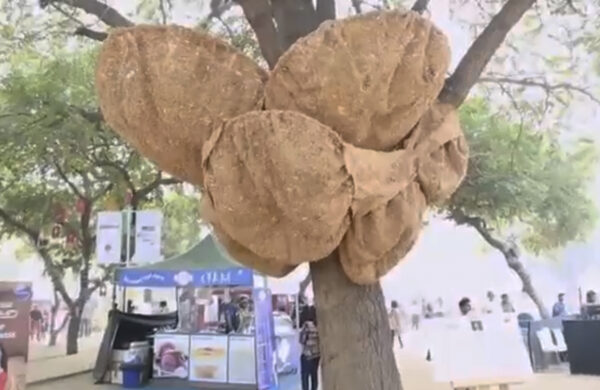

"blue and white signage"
[117, 268, 253, 287]
[254, 288, 278, 390]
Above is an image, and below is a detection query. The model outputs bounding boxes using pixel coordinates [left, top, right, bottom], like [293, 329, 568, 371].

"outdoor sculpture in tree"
[96, 10, 468, 390]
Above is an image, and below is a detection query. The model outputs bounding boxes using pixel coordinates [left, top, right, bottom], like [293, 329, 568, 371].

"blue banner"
[254, 288, 278, 390]
[117, 268, 254, 287]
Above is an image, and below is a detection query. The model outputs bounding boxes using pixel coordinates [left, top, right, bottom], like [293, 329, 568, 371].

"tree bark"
[66, 312, 81, 355]
[311, 254, 402, 390]
[505, 253, 550, 319]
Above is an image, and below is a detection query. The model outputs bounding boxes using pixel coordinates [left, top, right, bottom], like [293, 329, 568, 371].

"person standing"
[482, 291, 496, 315]
[409, 300, 421, 330]
[389, 301, 404, 349]
[299, 307, 320, 390]
[552, 293, 568, 317]
[29, 306, 43, 342]
[0, 343, 7, 390]
[501, 294, 516, 313]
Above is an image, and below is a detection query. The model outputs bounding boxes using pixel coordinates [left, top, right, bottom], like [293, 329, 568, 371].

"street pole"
[122, 206, 133, 311]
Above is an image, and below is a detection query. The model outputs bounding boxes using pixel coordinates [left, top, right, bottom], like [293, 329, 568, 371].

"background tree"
[448, 99, 598, 318]
[0, 48, 178, 355]
[7, 0, 597, 388]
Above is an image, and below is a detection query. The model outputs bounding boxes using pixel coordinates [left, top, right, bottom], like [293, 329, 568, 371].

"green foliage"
[449, 99, 598, 253]
[145, 191, 203, 258]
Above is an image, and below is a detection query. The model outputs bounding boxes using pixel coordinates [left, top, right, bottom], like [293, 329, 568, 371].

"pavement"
[27, 333, 101, 384]
[29, 350, 600, 390]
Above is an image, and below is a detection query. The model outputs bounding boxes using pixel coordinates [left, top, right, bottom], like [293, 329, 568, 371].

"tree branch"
[43, 0, 133, 27]
[316, 0, 336, 22]
[133, 173, 180, 206]
[272, 0, 319, 51]
[439, 0, 536, 107]
[0, 208, 40, 242]
[235, 0, 282, 69]
[201, 0, 235, 27]
[451, 210, 510, 255]
[74, 26, 107, 41]
[411, 0, 429, 14]
[53, 161, 87, 200]
[478, 76, 600, 105]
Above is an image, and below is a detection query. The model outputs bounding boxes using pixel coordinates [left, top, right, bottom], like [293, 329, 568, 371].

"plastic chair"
[551, 328, 568, 353]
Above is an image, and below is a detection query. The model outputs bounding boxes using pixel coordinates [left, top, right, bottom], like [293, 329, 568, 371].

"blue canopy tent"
[110, 234, 290, 390]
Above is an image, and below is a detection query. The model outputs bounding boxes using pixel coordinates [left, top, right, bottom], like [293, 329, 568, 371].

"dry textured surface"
[95, 12, 469, 284]
[265, 11, 450, 151]
[202, 110, 354, 266]
[340, 182, 427, 284]
[96, 25, 267, 185]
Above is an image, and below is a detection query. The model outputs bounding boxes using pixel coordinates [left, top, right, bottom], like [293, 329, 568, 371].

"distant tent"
[139, 234, 242, 270]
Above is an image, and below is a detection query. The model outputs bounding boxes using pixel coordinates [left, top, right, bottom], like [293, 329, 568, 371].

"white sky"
[2, 0, 599, 316]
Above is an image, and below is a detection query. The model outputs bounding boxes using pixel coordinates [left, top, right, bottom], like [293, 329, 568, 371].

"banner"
[117, 268, 254, 288]
[96, 211, 123, 265]
[133, 210, 162, 264]
[254, 288, 277, 390]
[0, 282, 32, 390]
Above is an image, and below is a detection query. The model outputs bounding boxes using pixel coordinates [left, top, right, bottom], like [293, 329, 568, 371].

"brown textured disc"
[96, 25, 267, 185]
[202, 110, 353, 267]
[265, 11, 450, 151]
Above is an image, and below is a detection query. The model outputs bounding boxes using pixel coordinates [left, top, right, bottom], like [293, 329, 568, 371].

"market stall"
[108, 234, 296, 389]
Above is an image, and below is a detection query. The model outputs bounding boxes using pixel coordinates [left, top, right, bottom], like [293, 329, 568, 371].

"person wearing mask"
[389, 301, 404, 349]
[500, 294, 516, 313]
[552, 293, 568, 317]
[299, 307, 319, 390]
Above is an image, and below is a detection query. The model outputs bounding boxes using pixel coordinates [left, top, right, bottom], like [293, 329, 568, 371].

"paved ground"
[30, 351, 600, 390]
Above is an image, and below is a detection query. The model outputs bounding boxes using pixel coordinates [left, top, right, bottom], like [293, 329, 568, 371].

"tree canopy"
[451, 98, 598, 254]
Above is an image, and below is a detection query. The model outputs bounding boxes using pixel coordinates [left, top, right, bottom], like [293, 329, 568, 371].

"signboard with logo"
[117, 268, 254, 288]
[132, 210, 162, 264]
[254, 288, 277, 390]
[0, 282, 32, 390]
[96, 211, 123, 265]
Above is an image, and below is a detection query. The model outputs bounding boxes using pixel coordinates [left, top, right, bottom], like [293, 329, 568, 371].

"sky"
[2, 0, 600, 316]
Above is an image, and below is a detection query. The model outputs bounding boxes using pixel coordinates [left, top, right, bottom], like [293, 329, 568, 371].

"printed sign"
[133, 210, 162, 264]
[189, 335, 228, 383]
[0, 282, 32, 390]
[117, 268, 254, 288]
[228, 336, 256, 384]
[96, 211, 123, 264]
[254, 288, 277, 390]
[153, 334, 190, 379]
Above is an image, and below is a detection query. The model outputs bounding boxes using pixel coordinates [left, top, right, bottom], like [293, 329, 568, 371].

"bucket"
[121, 363, 145, 388]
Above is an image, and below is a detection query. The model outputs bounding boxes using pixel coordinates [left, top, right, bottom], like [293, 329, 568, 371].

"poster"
[153, 334, 190, 379]
[228, 336, 256, 384]
[254, 288, 277, 390]
[189, 335, 228, 383]
[432, 317, 533, 386]
[0, 282, 32, 390]
[96, 211, 122, 265]
[133, 210, 162, 264]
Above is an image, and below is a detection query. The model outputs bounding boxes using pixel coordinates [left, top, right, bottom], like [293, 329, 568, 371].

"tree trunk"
[48, 290, 61, 347]
[311, 253, 402, 390]
[66, 312, 81, 355]
[505, 253, 550, 319]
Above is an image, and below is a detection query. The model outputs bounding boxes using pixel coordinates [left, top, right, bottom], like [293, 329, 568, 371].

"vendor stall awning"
[116, 235, 254, 287]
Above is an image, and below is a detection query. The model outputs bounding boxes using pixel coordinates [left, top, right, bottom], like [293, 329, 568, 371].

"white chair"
[536, 327, 560, 365]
